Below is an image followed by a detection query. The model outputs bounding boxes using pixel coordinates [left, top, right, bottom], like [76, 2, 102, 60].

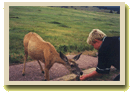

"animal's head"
[59, 52, 83, 77]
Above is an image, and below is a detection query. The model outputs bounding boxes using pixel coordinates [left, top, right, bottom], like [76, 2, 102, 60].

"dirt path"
[9, 55, 98, 81]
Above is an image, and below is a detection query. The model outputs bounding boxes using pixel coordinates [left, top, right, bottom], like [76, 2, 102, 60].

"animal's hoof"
[22, 74, 25, 76]
[42, 79, 47, 81]
[42, 71, 44, 74]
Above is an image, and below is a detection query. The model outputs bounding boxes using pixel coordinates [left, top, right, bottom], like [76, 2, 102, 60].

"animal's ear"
[73, 53, 82, 61]
[59, 52, 68, 62]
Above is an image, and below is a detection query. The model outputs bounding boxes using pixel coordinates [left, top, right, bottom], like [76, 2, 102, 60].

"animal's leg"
[44, 67, 50, 81]
[44, 63, 53, 81]
[22, 53, 28, 76]
[43, 50, 53, 81]
[37, 60, 44, 74]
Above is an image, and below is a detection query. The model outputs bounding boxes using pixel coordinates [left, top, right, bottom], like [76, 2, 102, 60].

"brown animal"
[22, 32, 83, 81]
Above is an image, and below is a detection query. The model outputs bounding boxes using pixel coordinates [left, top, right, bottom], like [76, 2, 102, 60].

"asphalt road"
[9, 55, 98, 81]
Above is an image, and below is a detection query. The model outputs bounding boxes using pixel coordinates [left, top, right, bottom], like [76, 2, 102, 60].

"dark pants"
[113, 74, 120, 81]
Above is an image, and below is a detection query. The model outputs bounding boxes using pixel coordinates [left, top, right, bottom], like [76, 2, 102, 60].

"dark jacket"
[96, 36, 120, 74]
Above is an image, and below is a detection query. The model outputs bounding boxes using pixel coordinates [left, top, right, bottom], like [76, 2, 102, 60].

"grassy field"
[9, 6, 120, 64]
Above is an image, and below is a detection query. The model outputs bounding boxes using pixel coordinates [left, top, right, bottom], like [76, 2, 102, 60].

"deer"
[22, 32, 83, 81]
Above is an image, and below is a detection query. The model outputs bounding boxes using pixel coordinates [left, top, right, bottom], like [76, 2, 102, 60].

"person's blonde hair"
[87, 29, 107, 45]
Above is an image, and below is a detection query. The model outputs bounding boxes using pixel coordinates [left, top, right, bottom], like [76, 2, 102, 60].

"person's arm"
[80, 70, 102, 81]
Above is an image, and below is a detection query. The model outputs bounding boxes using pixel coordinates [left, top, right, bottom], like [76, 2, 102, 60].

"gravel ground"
[9, 55, 98, 81]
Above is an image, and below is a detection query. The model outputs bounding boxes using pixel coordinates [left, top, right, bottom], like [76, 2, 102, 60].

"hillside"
[9, 6, 120, 64]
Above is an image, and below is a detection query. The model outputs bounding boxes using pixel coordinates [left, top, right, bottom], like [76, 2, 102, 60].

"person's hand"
[80, 75, 87, 81]
[80, 71, 102, 81]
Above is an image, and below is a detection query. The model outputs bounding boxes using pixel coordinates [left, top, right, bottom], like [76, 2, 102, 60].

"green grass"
[9, 6, 120, 64]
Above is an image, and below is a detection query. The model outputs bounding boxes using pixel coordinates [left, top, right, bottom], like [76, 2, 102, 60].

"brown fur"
[22, 32, 82, 80]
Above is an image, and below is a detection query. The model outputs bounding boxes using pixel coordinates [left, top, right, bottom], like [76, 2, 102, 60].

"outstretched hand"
[80, 75, 87, 81]
[80, 71, 102, 81]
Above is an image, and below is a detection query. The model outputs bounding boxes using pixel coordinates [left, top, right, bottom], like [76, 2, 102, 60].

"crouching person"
[80, 29, 120, 81]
